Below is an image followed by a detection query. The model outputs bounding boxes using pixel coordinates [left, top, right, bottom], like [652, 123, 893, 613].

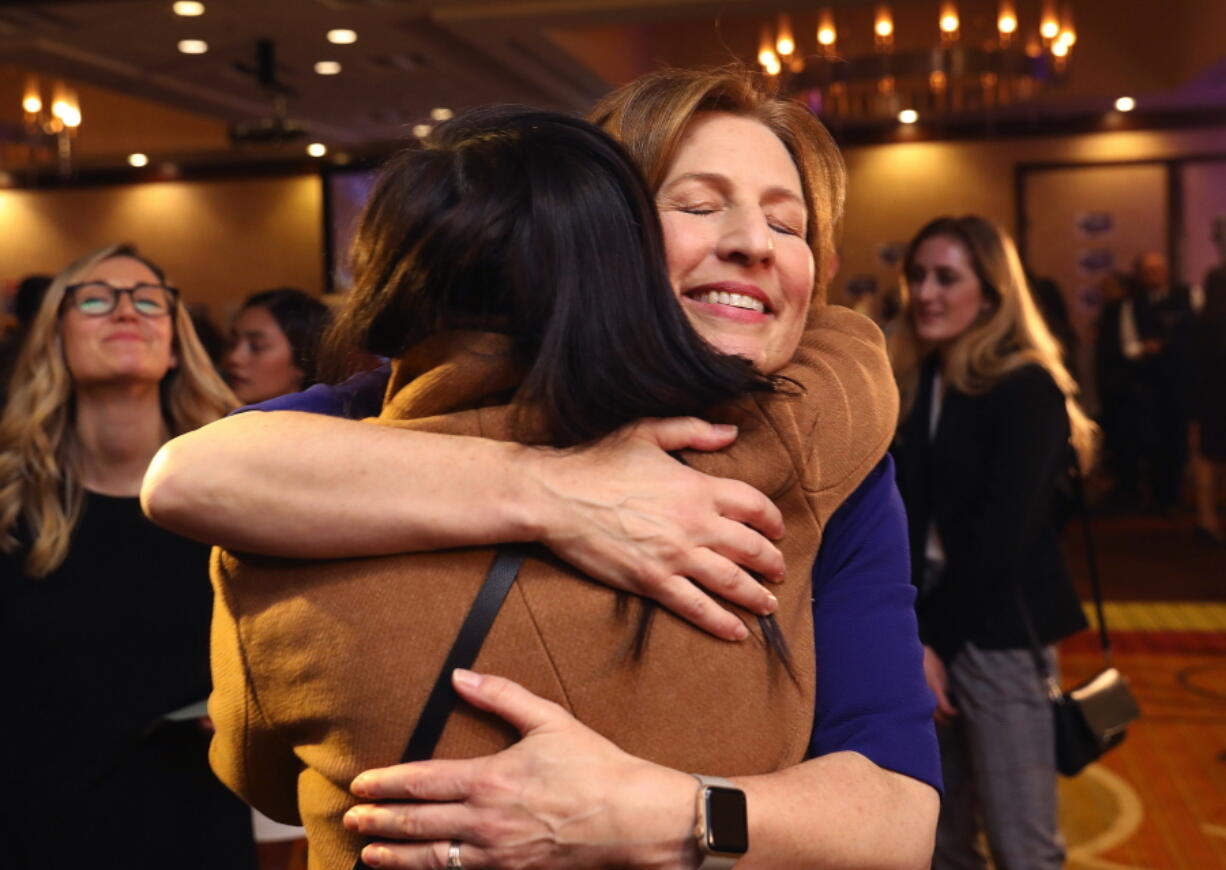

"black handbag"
[1018, 464, 1140, 777]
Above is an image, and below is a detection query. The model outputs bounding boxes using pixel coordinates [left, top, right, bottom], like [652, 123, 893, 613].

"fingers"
[345, 802, 472, 843]
[629, 417, 739, 453]
[712, 480, 785, 541]
[450, 670, 570, 737]
[351, 758, 479, 802]
[683, 546, 778, 617]
[704, 517, 785, 583]
[640, 573, 749, 641]
[359, 840, 488, 870]
[931, 686, 958, 725]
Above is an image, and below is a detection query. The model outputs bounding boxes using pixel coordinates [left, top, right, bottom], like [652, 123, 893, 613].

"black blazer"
[891, 359, 1088, 659]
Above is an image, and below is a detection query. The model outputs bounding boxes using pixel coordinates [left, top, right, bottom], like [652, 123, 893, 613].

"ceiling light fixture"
[172, 1, 205, 16]
[177, 39, 208, 54]
[430, 107, 453, 122]
[1114, 96, 1136, 112]
[412, 123, 432, 139]
[327, 29, 358, 45]
[898, 109, 919, 124]
[314, 61, 342, 75]
[128, 153, 149, 167]
[749, 0, 1078, 124]
[307, 142, 327, 157]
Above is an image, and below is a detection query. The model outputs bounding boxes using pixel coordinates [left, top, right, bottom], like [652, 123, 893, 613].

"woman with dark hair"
[890, 215, 1096, 869]
[0, 245, 254, 868]
[205, 103, 936, 870]
[225, 287, 330, 404]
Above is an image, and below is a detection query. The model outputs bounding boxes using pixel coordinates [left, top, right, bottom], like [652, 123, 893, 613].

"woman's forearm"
[141, 411, 785, 638]
[142, 411, 537, 558]
[732, 752, 938, 870]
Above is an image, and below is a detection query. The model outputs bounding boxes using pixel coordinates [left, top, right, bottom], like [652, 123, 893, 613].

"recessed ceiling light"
[314, 61, 342, 75]
[412, 123, 432, 139]
[307, 142, 327, 157]
[327, 29, 357, 45]
[1114, 96, 1136, 112]
[898, 109, 919, 124]
[430, 107, 453, 122]
[178, 39, 208, 54]
[128, 153, 149, 167]
[173, 1, 205, 16]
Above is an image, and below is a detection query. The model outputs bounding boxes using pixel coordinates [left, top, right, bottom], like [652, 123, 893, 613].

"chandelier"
[754, 1, 1077, 123]
[13, 75, 83, 176]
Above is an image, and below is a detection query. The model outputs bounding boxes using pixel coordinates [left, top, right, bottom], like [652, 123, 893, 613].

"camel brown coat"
[208, 304, 898, 870]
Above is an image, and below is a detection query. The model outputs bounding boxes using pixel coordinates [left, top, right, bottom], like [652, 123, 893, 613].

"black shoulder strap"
[1070, 460, 1114, 662]
[352, 546, 527, 870]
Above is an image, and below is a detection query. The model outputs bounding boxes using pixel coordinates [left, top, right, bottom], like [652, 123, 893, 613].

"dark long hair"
[240, 288, 331, 386]
[329, 106, 775, 448]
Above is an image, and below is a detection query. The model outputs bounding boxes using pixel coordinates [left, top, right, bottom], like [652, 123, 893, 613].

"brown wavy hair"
[0, 244, 237, 577]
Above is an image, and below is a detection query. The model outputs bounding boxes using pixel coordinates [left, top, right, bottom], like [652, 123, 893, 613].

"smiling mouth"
[684, 285, 774, 317]
[688, 290, 767, 314]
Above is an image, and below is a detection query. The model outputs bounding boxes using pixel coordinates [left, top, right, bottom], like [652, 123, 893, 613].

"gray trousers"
[933, 642, 1066, 870]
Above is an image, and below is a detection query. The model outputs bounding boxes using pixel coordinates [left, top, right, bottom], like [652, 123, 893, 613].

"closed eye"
[769, 221, 802, 237]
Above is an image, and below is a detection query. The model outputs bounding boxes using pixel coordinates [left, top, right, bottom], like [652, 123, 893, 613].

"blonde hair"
[590, 65, 846, 303]
[0, 244, 237, 577]
[890, 216, 1098, 471]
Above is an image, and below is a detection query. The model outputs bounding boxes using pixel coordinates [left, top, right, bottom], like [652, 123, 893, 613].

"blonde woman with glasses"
[0, 245, 254, 869]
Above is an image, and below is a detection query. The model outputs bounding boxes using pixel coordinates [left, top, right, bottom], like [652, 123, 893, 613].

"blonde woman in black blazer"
[890, 216, 1097, 870]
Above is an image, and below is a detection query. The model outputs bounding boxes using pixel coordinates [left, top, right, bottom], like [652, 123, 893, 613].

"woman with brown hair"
[148, 68, 939, 869]
[890, 216, 1096, 869]
[0, 245, 254, 868]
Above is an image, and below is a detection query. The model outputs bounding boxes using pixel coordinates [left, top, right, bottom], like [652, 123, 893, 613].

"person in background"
[0, 245, 255, 869]
[225, 287, 330, 404]
[0, 274, 53, 404]
[1191, 217, 1226, 544]
[1096, 251, 1195, 514]
[891, 216, 1096, 870]
[187, 302, 227, 369]
[1026, 269, 1080, 380]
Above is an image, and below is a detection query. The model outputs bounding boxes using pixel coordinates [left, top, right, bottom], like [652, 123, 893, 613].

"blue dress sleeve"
[808, 455, 942, 795]
[231, 364, 392, 420]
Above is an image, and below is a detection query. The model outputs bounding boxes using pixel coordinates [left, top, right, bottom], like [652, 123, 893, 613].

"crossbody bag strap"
[1013, 584, 1062, 699]
[353, 545, 527, 870]
[1070, 460, 1114, 665]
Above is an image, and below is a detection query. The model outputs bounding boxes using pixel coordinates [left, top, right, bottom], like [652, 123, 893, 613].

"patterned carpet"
[1058, 513, 1225, 870]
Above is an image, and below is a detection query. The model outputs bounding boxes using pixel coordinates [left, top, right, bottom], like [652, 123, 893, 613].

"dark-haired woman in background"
[890, 216, 1096, 869]
[225, 287, 330, 404]
[0, 245, 254, 868]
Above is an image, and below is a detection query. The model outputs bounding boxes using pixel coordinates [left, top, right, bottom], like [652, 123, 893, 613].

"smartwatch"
[691, 774, 748, 869]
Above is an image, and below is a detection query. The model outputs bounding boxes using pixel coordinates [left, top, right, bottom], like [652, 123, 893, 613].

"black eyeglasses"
[63, 282, 180, 318]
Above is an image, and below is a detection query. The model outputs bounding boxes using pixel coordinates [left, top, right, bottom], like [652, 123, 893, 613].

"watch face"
[705, 787, 749, 854]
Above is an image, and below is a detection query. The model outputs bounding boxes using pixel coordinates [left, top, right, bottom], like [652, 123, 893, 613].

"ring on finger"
[446, 840, 464, 869]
